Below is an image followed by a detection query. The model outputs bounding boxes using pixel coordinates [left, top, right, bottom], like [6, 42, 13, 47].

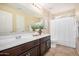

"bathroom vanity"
[0, 34, 51, 56]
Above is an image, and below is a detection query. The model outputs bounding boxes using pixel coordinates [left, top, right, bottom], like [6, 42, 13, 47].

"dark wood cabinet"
[0, 35, 51, 56]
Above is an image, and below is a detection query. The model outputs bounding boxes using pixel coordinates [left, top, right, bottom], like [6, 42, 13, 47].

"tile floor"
[44, 45, 78, 56]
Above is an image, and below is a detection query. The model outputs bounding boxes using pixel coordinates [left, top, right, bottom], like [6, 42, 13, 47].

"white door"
[50, 17, 77, 48]
[0, 10, 13, 33]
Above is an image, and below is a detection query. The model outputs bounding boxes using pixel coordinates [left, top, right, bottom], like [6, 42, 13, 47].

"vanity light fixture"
[32, 3, 42, 9]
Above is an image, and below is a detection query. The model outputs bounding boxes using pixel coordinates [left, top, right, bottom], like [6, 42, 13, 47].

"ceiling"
[39, 3, 77, 14]
[6, 3, 43, 17]
[2, 3, 79, 16]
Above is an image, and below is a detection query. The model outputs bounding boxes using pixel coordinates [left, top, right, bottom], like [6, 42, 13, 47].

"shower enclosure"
[50, 16, 78, 48]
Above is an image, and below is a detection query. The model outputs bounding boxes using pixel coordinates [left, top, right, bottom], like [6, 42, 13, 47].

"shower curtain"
[50, 16, 78, 48]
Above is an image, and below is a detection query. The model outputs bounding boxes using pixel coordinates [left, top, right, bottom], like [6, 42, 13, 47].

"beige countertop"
[0, 34, 50, 51]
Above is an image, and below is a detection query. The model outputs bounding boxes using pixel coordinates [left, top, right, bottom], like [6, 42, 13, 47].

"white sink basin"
[0, 33, 33, 44]
[16, 34, 33, 39]
[0, 35, 16, 44]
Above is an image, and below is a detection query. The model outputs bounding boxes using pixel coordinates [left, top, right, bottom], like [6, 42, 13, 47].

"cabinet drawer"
[20, 42, 34, 53]
[20, 46, 39, 56]
[22, 39, 39, 52]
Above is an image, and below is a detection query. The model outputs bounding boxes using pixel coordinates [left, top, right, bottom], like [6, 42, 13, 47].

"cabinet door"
[20, 46, 39, 56]
[40, 42, 46, 56]
[46, 40, 51, 51]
